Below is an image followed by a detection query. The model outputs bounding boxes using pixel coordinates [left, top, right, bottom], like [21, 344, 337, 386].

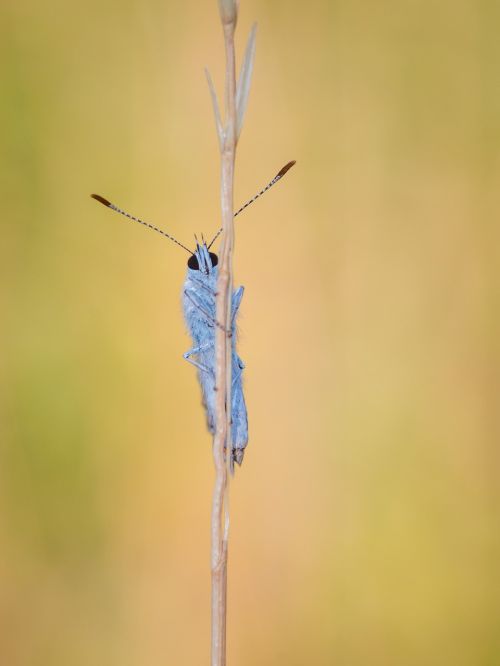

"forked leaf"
[205, 67, 224, 149]
[236, 23, 257, 138]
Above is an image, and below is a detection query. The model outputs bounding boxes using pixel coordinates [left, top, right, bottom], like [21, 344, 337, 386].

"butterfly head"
[188, 239, 218, 275]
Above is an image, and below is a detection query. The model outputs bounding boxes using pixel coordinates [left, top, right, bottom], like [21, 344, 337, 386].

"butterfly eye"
[187, 253, 218, 271]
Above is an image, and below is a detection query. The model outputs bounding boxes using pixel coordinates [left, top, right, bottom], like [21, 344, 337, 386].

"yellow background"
[1, 1, 499, 664]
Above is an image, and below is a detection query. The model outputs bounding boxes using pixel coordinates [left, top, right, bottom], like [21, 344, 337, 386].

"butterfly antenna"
[207, 160, 296, 250]
[91, 194, 192, 254]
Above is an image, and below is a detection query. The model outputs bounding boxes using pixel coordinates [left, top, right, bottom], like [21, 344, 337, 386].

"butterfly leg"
[185, 284, 244, 328]
[231, 355, 245, 387]
[184, 289, 232, 336]
[189, 276, 217, 298]
[183, 341, 214, 375]
[231, 286, 244, 323]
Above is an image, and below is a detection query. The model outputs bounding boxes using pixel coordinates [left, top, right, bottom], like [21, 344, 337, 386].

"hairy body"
[182, 243, 248, 466]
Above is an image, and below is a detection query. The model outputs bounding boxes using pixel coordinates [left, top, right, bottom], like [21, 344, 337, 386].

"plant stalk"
[211, 8, 237, 666]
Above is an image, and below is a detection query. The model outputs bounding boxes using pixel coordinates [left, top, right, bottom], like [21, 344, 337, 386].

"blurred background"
[1, 0, 499, 664]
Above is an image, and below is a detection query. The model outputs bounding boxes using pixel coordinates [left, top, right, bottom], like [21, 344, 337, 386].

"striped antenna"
[207, 160, 296, 250]
[91, 194, 192, 254]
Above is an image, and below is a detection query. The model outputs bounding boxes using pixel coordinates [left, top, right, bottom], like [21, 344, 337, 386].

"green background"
[1, 1, 499, 664]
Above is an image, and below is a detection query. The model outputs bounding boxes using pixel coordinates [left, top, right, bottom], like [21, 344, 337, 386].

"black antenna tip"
[276, 160, 296, 179]
[91, 193, 111, 207]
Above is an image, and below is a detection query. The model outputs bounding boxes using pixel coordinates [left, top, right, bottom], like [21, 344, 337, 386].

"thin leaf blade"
[236, 23, 257, 138]
[205, 67, 224, 149]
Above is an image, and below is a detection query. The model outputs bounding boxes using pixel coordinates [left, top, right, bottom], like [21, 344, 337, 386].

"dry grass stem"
[208, 2, 256, 664]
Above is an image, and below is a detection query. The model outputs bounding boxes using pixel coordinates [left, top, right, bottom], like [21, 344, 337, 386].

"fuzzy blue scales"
[182, 242, 248, 466]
